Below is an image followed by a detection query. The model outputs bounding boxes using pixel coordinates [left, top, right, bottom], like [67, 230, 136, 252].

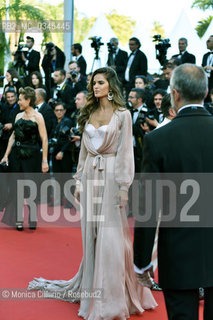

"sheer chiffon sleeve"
[115, 109, 134, 191]
[74, 133, 88, 185]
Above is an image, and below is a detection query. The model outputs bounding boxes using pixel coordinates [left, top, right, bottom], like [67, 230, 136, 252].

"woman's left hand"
[42, 162, 49, 173]
[117, 190, 128, 208]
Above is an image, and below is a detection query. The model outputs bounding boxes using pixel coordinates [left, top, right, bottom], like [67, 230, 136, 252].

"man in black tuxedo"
[35, 88, 56, 138]
[107, 37, 128, 85]
[49, 69, 75, 117]
[21, 36, 40, 85]
[124, 37, 148, 98]
[172, 37, 196, 64]
[134, 64, 213, 319]
[202, 35, 213, 102]
[71, 43, 87, 76]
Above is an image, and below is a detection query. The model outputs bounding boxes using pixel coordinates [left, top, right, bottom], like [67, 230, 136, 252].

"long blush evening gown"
[28, 109, 157, 319]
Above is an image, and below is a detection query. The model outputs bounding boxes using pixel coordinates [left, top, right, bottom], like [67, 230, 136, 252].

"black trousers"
[163, 287, 213, 320]
[52, 151, 73, 202]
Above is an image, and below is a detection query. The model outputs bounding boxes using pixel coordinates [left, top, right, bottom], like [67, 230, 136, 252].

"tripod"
[91, 48, 102, 72]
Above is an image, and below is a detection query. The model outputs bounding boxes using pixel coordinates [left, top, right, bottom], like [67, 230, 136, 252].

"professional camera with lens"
[70, 70, 78, 80]
[48, 137, 58, 154]
[107, 42, 116, 54]
[59, 125, 70, 136]
[137, 112, 146, 125]
[89, 36, 104, 59]
[153, 35, 171, 66]
[14, 43, 29, 69]
[69, 127, 80, 139]
[49, 99, 57, 109]
[0, 123, 4, 138]
[90, 36, 104, 50]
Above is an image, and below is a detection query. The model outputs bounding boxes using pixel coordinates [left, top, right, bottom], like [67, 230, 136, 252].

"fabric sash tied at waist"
[89, 153, 116, 171]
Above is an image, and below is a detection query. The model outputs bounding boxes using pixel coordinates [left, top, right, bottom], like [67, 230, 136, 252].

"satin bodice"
[85, 123, 108, 150]
[13, 118, 40, 159]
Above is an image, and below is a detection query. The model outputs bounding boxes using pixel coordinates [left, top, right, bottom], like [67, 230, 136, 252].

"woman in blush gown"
[28, 67, 157, 319]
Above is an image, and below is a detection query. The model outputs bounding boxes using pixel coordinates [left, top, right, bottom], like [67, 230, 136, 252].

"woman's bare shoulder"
[15, 112, 24, 121]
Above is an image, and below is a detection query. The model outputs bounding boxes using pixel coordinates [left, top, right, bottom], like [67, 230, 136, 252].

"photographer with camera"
[66, 61, 87, 91]
[20, 36, 40, 85]
[49, 69, 74, 117]
[69, 91, 88, 173]
[107, 37, 128, 86]
[48, 102, 72, 207]
[145, 89, 167, 130]
[71, 43, 87, 76]
[128, 88, 150, 173]
[42, 42, 65, 99]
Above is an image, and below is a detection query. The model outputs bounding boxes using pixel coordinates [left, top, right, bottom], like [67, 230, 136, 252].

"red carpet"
[0, 206, 204, 320]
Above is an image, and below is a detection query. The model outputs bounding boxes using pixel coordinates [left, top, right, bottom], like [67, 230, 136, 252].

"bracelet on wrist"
[42, 160, 48, 163]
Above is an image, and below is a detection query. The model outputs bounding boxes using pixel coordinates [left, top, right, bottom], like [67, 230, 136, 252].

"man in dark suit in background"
[202, 35, 213, 102]
[71, 43, 87, 76]
[107, 37, 128, 85]
[134, 64, 213, 319]
[124, 37, 148, 99]
[128, 88, 149, 173]
[21, 36, 40, 85]
[35, 88, 56, 138]
[172, 37, 196, 64]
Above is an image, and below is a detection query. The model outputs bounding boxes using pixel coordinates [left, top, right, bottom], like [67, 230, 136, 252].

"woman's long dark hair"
[78, 67, 125, 133]
[6, 68, 22, 84]
[29, 71, 44, 89]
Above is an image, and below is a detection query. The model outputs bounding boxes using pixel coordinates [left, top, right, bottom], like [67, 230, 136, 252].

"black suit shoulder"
[129, 50, 148, 82]
[202, 52, 210, 67]
[182, 51, 196, 64]
[39, 102, 56, 137]
[143, 107, 213, 172]
[172, 51, 196, 64]
[25, 49, 40, 72]
[77, 56, 87, 75]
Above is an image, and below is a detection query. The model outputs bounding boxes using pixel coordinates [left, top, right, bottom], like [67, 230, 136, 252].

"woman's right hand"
[0, 155, 8, 166]
[74, 185, 80, 204]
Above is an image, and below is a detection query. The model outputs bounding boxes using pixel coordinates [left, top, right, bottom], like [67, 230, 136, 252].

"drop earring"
[108, 90, 114, 101]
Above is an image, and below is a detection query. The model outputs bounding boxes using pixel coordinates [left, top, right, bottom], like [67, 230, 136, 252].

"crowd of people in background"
[0, 32, 213, 320]
[0, 34, 213, 213]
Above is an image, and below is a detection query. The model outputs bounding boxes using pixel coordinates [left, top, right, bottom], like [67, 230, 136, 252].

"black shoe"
[16, 223, 23, 231]
[29, 222, 37, 230]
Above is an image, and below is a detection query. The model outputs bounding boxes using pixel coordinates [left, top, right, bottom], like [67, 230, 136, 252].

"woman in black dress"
[0, 87, 49, 230]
